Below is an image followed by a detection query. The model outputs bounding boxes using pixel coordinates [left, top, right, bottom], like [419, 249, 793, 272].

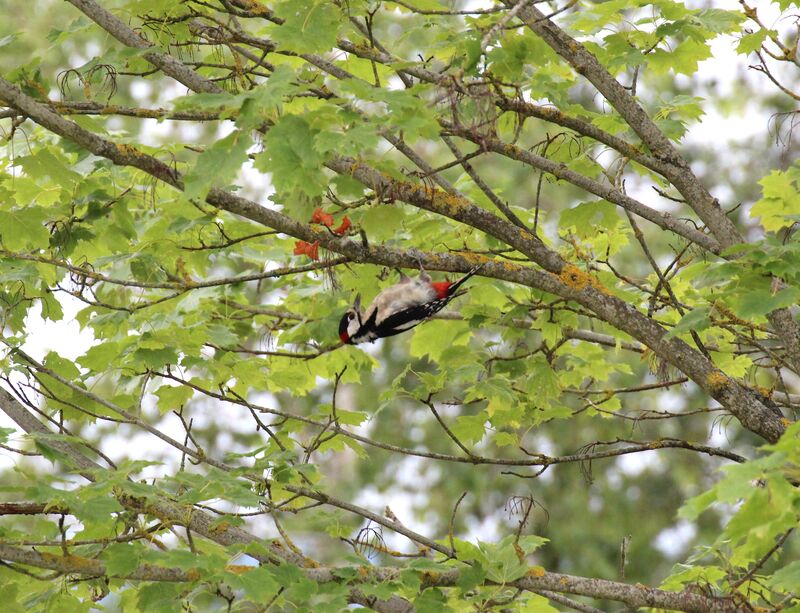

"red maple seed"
[293, 240, 320, 260]
[310, 207, 334, 228]
[333, 216, 351, 236]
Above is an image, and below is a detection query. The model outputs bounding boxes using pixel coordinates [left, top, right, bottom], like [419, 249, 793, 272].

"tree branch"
[0, 74, 784, 443]
[0, 540, 741, 612]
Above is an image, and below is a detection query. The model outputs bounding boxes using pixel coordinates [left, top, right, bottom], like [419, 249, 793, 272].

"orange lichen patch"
[209, 520, 230, 535]
[358, 566, 369, 578]
[175, 257, 194, 287]
[40, 552, 99, 571]
[24, 80, 48, 99]
[754, 385, 772, 398]
[68, 554, 102, 571]
[648, 440, 664, 449]
[500, 260, 523, 272]
[559, 576, 569, 585]
[38, 551, 61, 564]
[432, 191, 469, 216]
[238, 0, 272, 14]
[781, 418, 792, 428]
[225, 565, 254, 575]
[558, 264, 610, 294]
[706, 371, 728, 393]
[115, 143, 144, 159]
[452, 251, 491, 266]
[559, 264, 591, 291]
[186, 568, 202, 581]
[421, 570, 440, 584]
[527, 566, 546, 578]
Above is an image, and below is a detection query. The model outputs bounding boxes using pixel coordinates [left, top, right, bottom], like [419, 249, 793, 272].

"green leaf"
[737, 29, 769, 54]
[78, 341, 121, 371]
[695, 8, 743, 33]
[257, 114, 327, 205]
[409, 319, 471, 361]
[0, 426, 15, 444]
[518, 534, 548, 554]
[559, 200, 621, 237]
[482, 537, 529, 583]
[154, 384, 194, 413]
[733, 287, 800, 319]
[414, 588, 451, 613]
[0, 207, 51, 250]
[0, 583, 25, 613]
[43, 351, 81, 380]
[15, 148, 81, 192]
[456, 562, 486, 592]
[236, 64, 297, 128]
[649, 39, 713, 76]
[751, 165, 800, 232]
[136, 583, 185, 613]
[666, 307, 711, 338]
[450, 412, 488, 444]
[678, 488, 717, 520]
[184, 130, 252, 200]
[44, 592, 92, 613]
[770, 560, 800, 591]
[102, 542, 143, 576]
[520, 594, 559, 612]
[228, 566, 280, 602]
[272, 1, 341, 54]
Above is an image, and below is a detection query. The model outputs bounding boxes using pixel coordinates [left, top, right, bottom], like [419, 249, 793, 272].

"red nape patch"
[431, 281, 451, 299]
[339, 331, 350, 344]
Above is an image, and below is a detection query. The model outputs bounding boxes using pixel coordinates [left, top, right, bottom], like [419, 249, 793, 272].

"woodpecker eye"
[347, 312, 355, 321]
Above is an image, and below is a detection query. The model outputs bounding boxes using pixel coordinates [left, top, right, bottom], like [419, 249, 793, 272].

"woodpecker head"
[338, 294, 362, 344]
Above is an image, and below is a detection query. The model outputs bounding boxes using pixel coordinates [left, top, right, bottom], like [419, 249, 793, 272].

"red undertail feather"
[430, 281, 451, 299]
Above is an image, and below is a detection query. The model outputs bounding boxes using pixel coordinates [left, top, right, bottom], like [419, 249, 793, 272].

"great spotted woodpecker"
[338, 264, 483, 345]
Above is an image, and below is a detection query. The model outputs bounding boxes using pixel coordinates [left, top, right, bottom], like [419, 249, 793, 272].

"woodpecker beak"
[353, 293, 361, 311]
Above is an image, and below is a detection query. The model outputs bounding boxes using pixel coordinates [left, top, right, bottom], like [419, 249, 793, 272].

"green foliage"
[751, 163, 800, 232]
[0, 0, 799, 611]
[666, 423, 800, 605]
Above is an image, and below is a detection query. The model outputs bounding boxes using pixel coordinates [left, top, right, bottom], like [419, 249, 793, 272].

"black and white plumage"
[338, 265, 483, 345]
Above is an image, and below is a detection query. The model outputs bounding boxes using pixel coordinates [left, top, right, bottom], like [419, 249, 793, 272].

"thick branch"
[507, 0, 743, 249]
[440, 121, 720, 253]
[0, 75, 784, 442]
[66, 0, 221, 94]
[0, 502, 69, 515]
[0, 541, 739, 612]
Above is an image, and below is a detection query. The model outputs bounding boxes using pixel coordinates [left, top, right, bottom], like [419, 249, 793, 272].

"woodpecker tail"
[444, 263, 485, 298]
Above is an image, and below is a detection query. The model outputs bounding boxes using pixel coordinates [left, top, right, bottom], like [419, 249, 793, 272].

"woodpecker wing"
[371, 296, 453, 338]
